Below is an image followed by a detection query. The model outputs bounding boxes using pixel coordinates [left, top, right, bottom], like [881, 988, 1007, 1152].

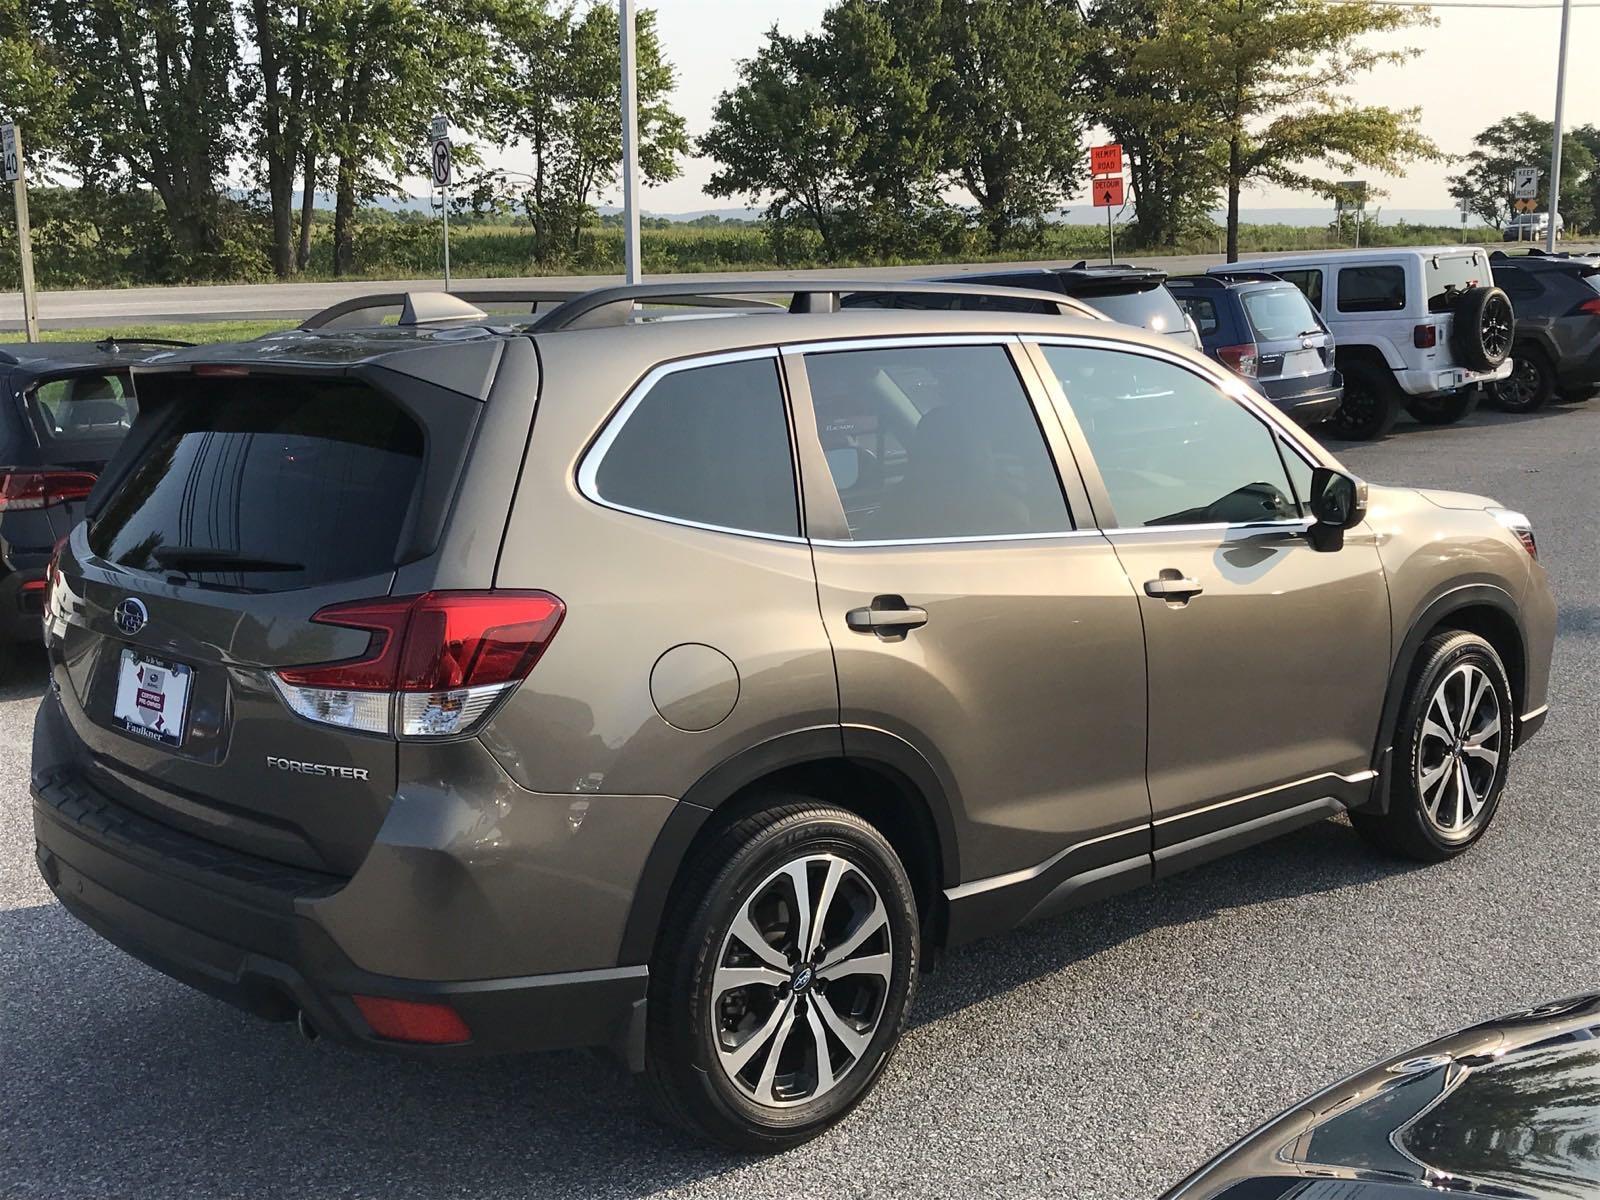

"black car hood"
[1163, 995, 1600, 1200]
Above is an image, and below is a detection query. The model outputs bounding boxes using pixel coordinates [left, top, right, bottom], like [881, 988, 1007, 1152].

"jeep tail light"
[271, 591, 565, 738]
[1413, 324, 1438, 349]
[0, 469, 97, 511]
[1490, 508, 1537, 559]
[1216, 343, 1258, 378]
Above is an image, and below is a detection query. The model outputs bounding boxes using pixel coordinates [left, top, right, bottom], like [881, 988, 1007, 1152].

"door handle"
[1143, 575, 1204, 601]
[846, 597, 929, 638]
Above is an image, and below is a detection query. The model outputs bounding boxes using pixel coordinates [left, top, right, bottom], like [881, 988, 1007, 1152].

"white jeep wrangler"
[1236, 247, 1514, 439]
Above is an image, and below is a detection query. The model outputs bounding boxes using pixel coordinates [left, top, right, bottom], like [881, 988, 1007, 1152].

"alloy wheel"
[1480, 295, 1514, 362]
[709, 853, 892, 1108]
[1415, 662, 1503, 841]
[1500, 356, 1542, 408]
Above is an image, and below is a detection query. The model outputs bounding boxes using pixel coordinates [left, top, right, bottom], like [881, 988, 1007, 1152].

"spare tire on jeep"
[1449, 286, 1514, 372]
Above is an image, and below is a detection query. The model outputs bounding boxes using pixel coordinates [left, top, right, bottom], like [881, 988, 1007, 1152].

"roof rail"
[300, 287, 788, 331]
[1204, 268, 1285, 284]
[529, 279, 1102, 332]
[95, 335, 195, 352]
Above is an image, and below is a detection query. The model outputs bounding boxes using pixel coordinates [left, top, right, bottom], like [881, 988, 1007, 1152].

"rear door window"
[1175, 294, 1221, 336]
[1242, 287, 1323, 341]
[88, 379, 424, 592]
[802, 344, 1070, 541]
[1337, 265, 1407, 314]
[1492, 264, 1541, 301]
[28, 372, 136, 445]
[588, 355, 799, 538]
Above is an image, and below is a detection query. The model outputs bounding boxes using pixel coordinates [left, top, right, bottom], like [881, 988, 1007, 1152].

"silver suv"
[31, 282, 1555, 1150]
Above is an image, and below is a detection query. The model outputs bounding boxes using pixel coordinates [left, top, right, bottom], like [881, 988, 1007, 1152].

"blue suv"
[1168, 271, 1343, 426]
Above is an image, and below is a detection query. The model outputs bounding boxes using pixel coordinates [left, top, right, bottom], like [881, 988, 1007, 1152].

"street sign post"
[2, 122, 38, 342]
[1089, 143, 1125, 264]
[1513, 166, 1540, 201]
[429, 114, 451, 290]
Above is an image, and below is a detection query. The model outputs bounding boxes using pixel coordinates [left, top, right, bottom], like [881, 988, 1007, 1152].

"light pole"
[1546, 0, 1572, 252]
[619, 0, 642, 284]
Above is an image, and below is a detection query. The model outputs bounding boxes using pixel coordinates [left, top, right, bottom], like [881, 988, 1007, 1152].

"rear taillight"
[1573, 297, 1600, 316]
[0, 470, 97, 511]
[1491, 508, 1537, 559]
[1216, 343, 1259, 378]
[272, 590, 565, 738]
[1413, 324, 1439, 349]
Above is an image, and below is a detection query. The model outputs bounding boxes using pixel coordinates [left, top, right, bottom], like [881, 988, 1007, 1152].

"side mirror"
[1306, 467, 1367, 552]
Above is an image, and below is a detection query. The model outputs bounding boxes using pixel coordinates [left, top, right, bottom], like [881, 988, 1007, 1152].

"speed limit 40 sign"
[1, 124, 19, 183]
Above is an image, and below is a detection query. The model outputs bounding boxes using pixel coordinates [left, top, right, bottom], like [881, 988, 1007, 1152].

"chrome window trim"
[1104, 518, 1314, 537]
[1026, 334, 1325, 531]
[575, 346, 809, 546]
[787, 332, 1022, 356]
[811, 529, 1102, 549]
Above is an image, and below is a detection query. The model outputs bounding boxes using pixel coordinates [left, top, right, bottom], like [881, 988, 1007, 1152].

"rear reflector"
[0, 470, 97, 511]
[1216, 343, 1258, 378]
[273, 590, 565, 738]
[351, 995, 471, 1045]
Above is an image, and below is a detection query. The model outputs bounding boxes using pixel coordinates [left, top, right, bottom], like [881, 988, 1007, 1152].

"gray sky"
[577, 0, 1597, 215]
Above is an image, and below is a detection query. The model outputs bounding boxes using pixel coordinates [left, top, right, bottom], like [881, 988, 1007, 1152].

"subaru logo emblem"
[790, 965, 815, 993]
[114, 597, 148, 635]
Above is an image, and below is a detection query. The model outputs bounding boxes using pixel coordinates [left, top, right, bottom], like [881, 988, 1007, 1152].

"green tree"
[0, 0, 70, 166]
[1447, 113, 1597, 232]
[702, 4, 946, 262]
[485, 0, 687, 264]
[1086, 0, 1222, 248]
[41, 0, 244, 271]
[1132, 0, 1441, 261]
[894, 0, 1090, 248]
[242, 1, 319, 278]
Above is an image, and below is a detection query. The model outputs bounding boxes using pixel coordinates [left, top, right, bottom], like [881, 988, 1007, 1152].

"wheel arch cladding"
[616, 728, 959, 964]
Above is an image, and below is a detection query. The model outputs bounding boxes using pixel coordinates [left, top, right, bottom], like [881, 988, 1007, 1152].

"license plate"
[113, 649, 193, 747]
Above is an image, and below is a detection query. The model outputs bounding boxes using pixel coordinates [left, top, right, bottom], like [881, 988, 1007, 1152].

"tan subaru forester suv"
[32, 281, 1554, 1151]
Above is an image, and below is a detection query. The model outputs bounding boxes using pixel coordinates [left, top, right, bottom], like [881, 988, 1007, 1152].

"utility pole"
[619, 0, 642, 285]
[2, 122, 38, 342]
[1547, 0, 1572, 252]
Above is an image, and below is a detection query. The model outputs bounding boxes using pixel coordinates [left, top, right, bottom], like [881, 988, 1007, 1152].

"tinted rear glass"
[1085, 287, 1188, 336]
[88, 379, 424, 592]
[1337, 265, 1406, 313]
[28, 372, 136, 446]
[1241, 287, 1322, 341]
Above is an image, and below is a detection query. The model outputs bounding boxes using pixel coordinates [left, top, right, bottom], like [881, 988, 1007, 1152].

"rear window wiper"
[148, 546, 305, 573]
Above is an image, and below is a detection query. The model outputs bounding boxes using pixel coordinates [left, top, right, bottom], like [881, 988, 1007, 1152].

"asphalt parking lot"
[2, 397, 1596, 1200]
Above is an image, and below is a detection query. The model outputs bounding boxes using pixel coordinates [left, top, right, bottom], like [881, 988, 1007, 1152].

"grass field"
[27, 320, 300, 345]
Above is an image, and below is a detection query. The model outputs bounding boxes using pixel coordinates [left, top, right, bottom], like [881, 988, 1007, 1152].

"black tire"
[1448, 286, 1515, 372]
[1490, 347, 1555, 413]
[1406, 386, 1480, 425]
[1327, 360, 1402, 440]
[1556, 384, 1596, 404]
[1351, 631, 1514, 863]
[640, 799, 920, 1152]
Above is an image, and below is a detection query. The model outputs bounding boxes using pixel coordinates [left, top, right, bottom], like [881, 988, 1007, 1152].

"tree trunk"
[333, 156, 357, 277]
[250, 0, 294, 277]
[1225, 137, 1242, 263]
[296, 144, 317, 271]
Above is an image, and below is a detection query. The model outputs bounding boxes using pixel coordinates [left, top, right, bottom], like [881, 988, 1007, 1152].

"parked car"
[0, 337, 183, 680]
[1241, 248, 1514, 439]
[844, 262, 1203, 350]
[1161, 992, 1600, 1199]
[32, 282, 1554, 1152]
[1503, 210, 1564, 242]
[1168, 270, 1343, 426]
[1484, 248, 1600, 411]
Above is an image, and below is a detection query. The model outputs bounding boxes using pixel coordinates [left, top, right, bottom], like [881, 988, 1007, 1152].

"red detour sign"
[1094, 176, 1126, 208]
[1090, 143, 1123, 177]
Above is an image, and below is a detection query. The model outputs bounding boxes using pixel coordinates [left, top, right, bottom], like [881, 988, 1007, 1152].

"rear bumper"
[30, 697, 661, 1059]
[1395, 360, 1512, 396]
[1258, 375, 1343, 425]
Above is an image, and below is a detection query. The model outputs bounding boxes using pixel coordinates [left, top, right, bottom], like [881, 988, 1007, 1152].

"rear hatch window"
[1081, 285, 1190, 338]
[88, 378, 423, 592]
[1428, 251, 1490, 313]
[1242, 287, 1323, 342]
